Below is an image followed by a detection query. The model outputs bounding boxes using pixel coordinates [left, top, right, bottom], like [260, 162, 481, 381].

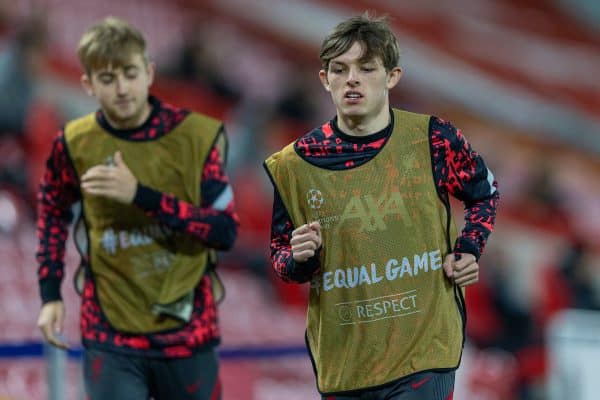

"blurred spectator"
[559, 239, 600, 310]
[0, 13, 49, 204]
[469, 237, 600, 400]
[273, 68, 320, 124]
[0, 14, 47, 136]
[538, 237, 600, 324]
[520, 160, 570, 230]
[468, 247, 536, 353]
[467, 245, 543, 400]
[167, 18, 240, 102]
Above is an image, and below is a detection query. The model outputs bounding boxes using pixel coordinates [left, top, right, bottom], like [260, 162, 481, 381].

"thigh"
[83, 348, 150, 400]
[322, 371, 454, 400]
[384, 371, 455, 400]
[151, 347, 221, 400]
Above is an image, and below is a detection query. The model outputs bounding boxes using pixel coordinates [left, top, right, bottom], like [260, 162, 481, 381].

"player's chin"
[340, 101, 363, 110]
[115, 108, 136, 119]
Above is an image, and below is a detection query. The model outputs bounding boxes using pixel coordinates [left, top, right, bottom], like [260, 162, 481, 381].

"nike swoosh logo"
[186, 378, 203, 393]
[411, 376, 431, 390]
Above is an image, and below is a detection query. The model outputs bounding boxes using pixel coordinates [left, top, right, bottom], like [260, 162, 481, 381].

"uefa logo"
[337, 305, 353, 323]
[306, 189, 324, 209]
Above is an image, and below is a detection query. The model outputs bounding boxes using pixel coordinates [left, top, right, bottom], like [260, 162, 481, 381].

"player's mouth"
[115, 98, 133, 107]
[344, 91, 363, 104]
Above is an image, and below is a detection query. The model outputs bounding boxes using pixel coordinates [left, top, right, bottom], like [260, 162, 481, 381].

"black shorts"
[83, 347, 221, 400]
[322, 370, 455, 400]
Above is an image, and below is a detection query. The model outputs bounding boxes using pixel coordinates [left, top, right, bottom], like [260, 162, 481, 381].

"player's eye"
[99, 75, 114, 84]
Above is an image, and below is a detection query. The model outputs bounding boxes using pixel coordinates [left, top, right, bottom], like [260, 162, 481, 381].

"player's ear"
[81, 74, 94, 96]
[319, 69, 330, 92]
[146, 61, 155, 86]
[386, 67, 403, 89]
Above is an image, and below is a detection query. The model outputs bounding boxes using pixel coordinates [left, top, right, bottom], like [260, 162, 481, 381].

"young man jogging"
[36, 17, 238, 400]
[265, 14, 499, 399]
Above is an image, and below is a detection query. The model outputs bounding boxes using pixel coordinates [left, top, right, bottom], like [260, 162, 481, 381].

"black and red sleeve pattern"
[36, 131, 81, 303]
[268, 186, 320, 283]
[132, 128, 239, 251]
[267, 113, 499, 283]
[268, 188, 295, 282]
[267, 119, 389, 283]
[429, 117, 500, 259]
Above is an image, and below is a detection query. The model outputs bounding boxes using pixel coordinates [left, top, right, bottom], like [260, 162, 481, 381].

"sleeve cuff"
[291, 248, 321, 282]
[132, 183, 163, 212]
[454, 237, 481, 261]
[40, 278, 62, 304]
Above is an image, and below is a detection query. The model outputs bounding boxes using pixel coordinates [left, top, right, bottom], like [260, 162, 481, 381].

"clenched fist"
[291, 221, 322, 263]
[442, 253, 479, 287]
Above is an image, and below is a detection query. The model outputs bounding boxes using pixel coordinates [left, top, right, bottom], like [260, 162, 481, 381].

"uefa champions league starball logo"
[306, 189, 324, 209]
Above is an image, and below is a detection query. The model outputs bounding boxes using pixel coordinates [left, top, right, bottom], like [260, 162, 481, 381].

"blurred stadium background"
[0, 0, 598, 399]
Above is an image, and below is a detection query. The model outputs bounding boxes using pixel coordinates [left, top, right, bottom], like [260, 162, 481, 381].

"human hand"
[290, 221, 322, 263]
[37, 300, 69, 350]
[81, 151, 137, 204]
[443, 253, 479, 287]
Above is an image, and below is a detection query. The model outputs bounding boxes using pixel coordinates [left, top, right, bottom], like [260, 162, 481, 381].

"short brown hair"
[319, 13, 399, 72]
[77, 17, 147, 74]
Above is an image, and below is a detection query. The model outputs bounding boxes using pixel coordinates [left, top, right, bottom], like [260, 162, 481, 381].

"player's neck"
[337, 108, 390, 137]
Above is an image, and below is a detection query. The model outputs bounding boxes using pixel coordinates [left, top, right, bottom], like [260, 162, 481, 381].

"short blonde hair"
[77, 17, 147, 74]
[320, 13, 399, 72]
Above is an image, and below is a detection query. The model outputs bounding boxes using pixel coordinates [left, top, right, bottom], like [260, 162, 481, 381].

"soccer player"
[35, 17, 238, 400]
[264, 14, 499, 400]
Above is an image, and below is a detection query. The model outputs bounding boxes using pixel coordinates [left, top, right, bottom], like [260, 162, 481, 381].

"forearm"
[270, 238, 320, 283]
[37, 202, 71, 303]
[269, 189, 320, 283]
[430, 116, 500, 259]
[454, 190, 500, 259]
[36, 132, 79, 304]
[133, 184, 238, 250]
